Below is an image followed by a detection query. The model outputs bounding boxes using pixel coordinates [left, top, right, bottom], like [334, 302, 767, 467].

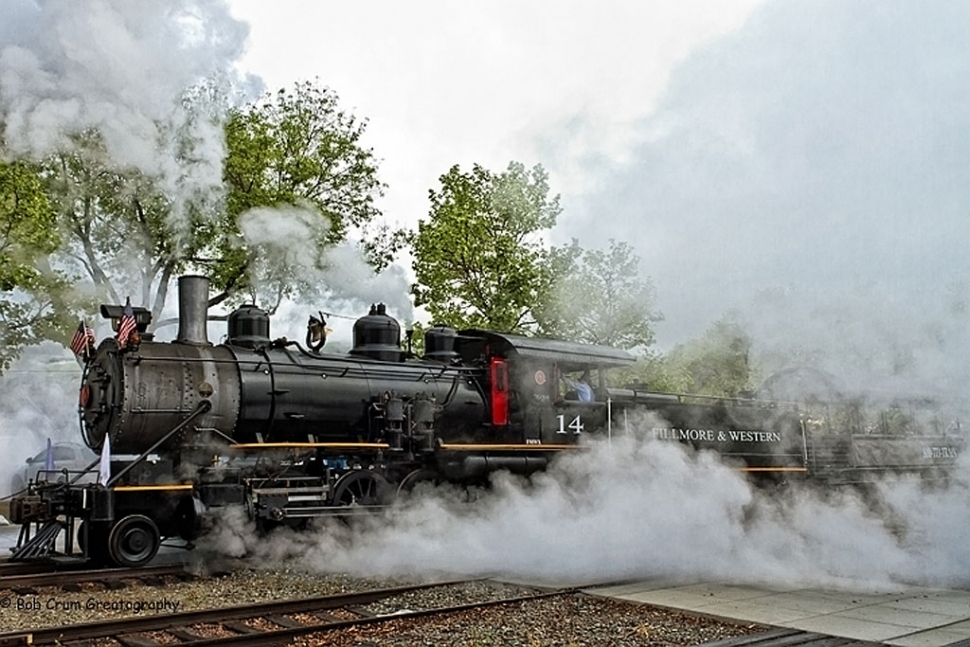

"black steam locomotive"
[8, 276, 964, 567]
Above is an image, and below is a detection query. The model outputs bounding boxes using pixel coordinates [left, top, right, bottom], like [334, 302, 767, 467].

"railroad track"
[0, 579, 567, 646]
[0, 564, 188, 593]
[0, 561, 59, 578]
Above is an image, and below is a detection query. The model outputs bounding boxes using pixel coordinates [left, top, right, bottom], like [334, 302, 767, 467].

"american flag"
[117, 298, 137, 347]
[69, 319, 96, 358]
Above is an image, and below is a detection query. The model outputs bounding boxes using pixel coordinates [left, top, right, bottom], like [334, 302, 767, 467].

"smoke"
[319, 245, 413, 320]
[742, 285, 970, 405]
[0, 344, 82, 497]
[561, 0, 970, 399]
[197, 413, 970, 591]
[0, 0, 258, 491]
[0, 0, 256, 243]
[237, 205, 413, 333]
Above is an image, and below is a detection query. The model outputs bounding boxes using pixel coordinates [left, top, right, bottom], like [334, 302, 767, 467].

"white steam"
[0, 0, 256, 242]
[197, 415, 970, 591]
[237, 205, 413, 323]
[0, 345, 82, 497]
[743, 284, 970, 404]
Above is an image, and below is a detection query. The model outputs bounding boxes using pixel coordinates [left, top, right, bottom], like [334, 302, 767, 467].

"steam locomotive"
[8, 276, 964, 567]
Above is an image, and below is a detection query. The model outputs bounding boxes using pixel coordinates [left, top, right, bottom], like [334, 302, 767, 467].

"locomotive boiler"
[8, 276, 964, 567]
[80, 277, 487, 458]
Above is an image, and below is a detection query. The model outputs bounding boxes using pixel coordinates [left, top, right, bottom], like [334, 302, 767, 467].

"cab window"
[557, 368, 597, 402]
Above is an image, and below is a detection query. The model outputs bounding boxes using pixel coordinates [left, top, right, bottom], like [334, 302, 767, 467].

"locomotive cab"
[455, 330, 635, 446]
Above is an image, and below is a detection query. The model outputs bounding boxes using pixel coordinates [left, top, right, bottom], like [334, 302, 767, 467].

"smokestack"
[176, 275, 210, 345]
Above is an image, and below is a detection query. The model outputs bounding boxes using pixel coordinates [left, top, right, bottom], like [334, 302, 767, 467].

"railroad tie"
[166, 627, 206, 641]
[266, 614, 306, 629]
[115, 635, 165, 647]
[222, 621, 260, 634]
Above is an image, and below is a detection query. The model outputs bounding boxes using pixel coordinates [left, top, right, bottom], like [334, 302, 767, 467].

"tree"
[25, 79, 387, 337]
[0, 160, 78, 371]
[214, 80, 389, 311]
[0, 79, 390, 368]
[539, 239, 662, 349]
[409, 162, 563, 333]
[42, 132, 192, 323]
[618, 317, 754, 397]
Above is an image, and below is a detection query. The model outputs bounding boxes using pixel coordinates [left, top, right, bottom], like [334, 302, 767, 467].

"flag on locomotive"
[43, 438, 54, 471]
[69, 319, 96, 358]
[116, 297, 137, 347]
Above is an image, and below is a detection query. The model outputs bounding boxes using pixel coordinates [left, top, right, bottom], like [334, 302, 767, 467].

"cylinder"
[176, 275, 210, 345]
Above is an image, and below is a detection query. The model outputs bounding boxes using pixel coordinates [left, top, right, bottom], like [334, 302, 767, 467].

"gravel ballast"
[0, 568, 762, 645]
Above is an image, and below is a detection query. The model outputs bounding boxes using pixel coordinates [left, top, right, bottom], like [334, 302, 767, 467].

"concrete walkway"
[586, 580, 970, 647]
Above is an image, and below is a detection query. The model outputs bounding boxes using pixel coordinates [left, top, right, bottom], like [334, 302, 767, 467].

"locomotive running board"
[230, 442, 391, 450]
[438, 443, 587, 451]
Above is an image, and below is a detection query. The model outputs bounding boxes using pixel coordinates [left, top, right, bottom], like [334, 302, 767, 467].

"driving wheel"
[395, 468, 439, 499]
[331, 470, 392, 507]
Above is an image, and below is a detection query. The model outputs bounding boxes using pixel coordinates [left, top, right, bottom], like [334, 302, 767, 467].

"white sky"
[228, 0, 764, 236]
[229, 1, 970, 395]
[227, 0, 773, 351]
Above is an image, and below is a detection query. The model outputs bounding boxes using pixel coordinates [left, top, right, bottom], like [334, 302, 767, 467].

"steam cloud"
[198, 414, 970, 591]
[0, 0, 256, 243]
[0, 347, 82, 497]
[238, 206, 414, 325]
[563, 0, 970, 400]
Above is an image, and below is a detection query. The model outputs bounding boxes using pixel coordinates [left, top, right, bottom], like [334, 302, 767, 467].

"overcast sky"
[228, 0, 970, 394]
[226, 1, 769, 336]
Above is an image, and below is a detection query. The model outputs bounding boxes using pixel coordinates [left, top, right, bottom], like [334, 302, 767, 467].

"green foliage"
[0, 160, 80, 371]
[225, 80, 383, 232]
[41, 132, 190, 318]
[617, 318, 755, 397]
[539, 238, 662, 350]
[359, 221, 409, 273]
[0, 160, 59, 289]
[0, 79, 392, 369]
[409, 162, 563, 333]
[217, 80, 390, 309]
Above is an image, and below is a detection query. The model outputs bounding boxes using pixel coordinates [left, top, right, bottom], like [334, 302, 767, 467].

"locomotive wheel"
[77, 519, 91, 553]
[76, 520, 88, 553]
[395, 468, 439, 499]
[108, 515, 161, 567]
[332, 470, 392, 507]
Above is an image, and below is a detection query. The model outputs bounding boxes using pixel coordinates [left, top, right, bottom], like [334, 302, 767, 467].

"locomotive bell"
[349, 303, 405, 362]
